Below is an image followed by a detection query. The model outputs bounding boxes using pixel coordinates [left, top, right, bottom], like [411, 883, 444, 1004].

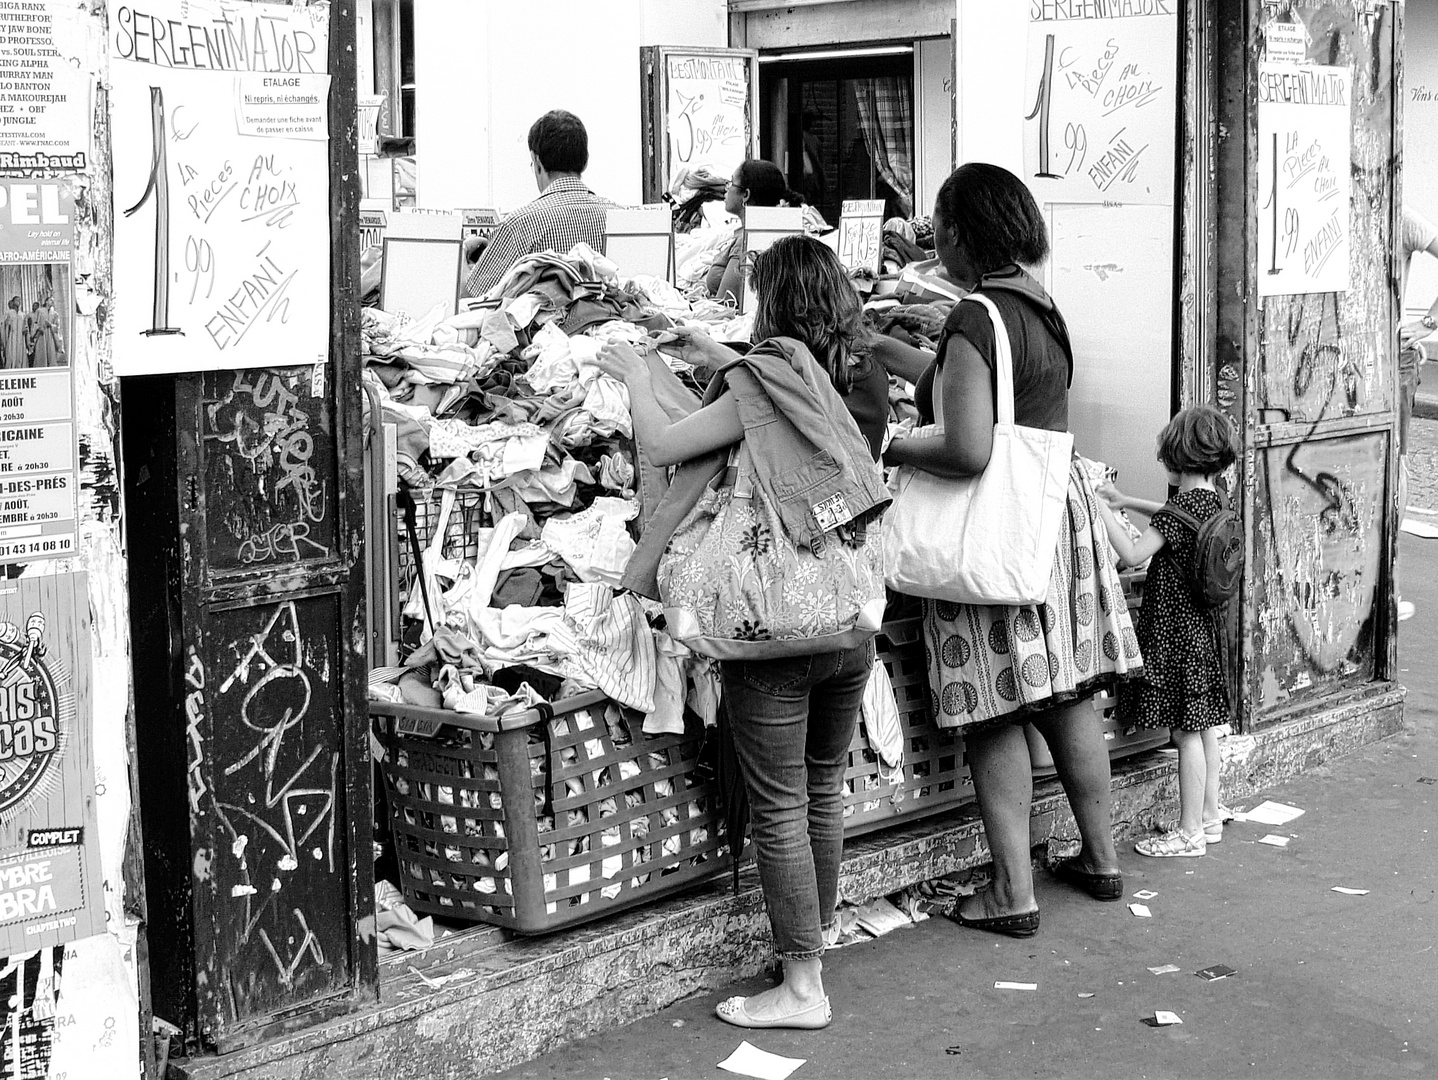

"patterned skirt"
[923, 459, 1142, 729]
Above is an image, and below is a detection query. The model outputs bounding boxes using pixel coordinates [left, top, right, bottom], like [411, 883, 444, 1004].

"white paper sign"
[110, 0, 331, 374]
[0, 1, 91, 175]
[1257, 64, 1351, 296]
[1023, 6, 1178, 205]
[837, 198, 885, 274]
[665, 52, 751, 195]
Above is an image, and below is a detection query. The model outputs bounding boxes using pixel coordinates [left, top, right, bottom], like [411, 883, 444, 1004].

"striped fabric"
[464, 177, 613, 298]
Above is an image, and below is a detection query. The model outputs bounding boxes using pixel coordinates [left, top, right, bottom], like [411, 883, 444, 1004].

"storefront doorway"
[759, 47, 916, 225]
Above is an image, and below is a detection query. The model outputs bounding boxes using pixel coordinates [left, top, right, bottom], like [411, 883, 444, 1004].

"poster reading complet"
[1257, 63, 1351, 297]
[1024, 2, 1178, 205]
[0, 571, 104, 956]
[0, 1, 91, 177]
[110, 0, 331, 375]
[0, 177, 76, 565]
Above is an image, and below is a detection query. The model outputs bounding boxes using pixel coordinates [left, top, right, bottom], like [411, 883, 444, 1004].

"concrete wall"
[1405, 2, 1438, 316]
[412, 0, 727, 212]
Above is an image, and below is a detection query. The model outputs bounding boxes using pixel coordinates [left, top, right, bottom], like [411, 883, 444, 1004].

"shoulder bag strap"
[1159, 499, 1203, 534]
[962, 292, 1017, 427]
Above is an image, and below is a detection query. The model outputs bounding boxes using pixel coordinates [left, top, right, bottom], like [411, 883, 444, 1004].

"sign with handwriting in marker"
[1256, 63, 1351, 297]
[837, 199, 885, 275]
[110, 0, 331, 374]
[1024, 5, 1177, 205]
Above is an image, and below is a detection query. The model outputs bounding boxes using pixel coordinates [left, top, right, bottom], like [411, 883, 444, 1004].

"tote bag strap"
[962, 292, 1017, 427]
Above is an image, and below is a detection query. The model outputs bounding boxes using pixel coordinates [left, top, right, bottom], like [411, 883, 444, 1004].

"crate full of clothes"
[373, 690, 727, 934]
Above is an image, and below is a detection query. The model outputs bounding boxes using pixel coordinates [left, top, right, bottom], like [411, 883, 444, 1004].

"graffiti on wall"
[1248, 1, 1395, 713]
[201, 367, 335, 573]
[190, 596, 348, 1023]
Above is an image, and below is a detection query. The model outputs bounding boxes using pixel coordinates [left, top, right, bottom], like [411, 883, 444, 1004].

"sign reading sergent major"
[0, 572, 104, 955]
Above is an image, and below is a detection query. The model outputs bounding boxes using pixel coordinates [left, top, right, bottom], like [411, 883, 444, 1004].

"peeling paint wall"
[1239, 1, 1400, 720]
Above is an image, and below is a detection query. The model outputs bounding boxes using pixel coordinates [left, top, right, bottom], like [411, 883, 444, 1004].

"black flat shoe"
[1051, 857, 1123, 901]
[947, 907, 1040, 938]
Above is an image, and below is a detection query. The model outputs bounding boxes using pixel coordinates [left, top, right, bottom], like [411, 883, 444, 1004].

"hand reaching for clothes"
[661, 324, 735, 371]
[594, 340, 650, 385]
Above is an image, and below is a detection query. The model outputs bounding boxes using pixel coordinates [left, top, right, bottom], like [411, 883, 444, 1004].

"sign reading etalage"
[110, 1, 331, 374]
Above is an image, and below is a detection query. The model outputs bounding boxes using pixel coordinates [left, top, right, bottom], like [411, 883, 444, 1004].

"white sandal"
[1136, 829, 1207, 858]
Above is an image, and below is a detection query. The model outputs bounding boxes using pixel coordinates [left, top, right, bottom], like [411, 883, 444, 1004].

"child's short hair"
[1156, 406, 1238, 477]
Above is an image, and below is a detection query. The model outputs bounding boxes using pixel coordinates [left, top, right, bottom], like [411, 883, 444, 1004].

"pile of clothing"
[366, 243, 753, 917]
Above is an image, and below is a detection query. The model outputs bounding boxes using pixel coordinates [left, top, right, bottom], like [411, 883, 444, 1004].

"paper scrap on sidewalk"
[1132, 889, 1158, 901]
[853, 897, 911, 937]
[1148, 964, 1181, 975]
[1078, 992, 1096, 998]
[1129, 903, 1153, 918]
[718, 1041, 806, 1080]
[994, 981, 1037, 991]
[1400, 518, 1438, 539]
[1146, 1010, 1183, 1026]
[1245, 801, 1305, 826]
[1195, 964, 1236, 981]
[1257, 834, 1290, 847]
[1417, 777, 1437, 785]
[1331, 886, 1370, 896]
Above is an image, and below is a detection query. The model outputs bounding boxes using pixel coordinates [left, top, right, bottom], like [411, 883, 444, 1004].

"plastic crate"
[842, 618, 974, 837]
[373, 690, 733, 934]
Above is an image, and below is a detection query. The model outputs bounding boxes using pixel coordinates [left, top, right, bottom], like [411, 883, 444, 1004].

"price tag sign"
[1256, 63, 1351, 296]
[837, 199, 885, 275]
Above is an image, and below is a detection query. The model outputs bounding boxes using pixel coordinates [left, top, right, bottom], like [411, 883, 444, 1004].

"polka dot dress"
[1118, 488, 1230, 732]
[923, 458, 1143, 729]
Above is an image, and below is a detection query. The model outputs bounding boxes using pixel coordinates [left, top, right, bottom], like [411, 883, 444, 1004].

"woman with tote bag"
[882, 164, 1142, 937]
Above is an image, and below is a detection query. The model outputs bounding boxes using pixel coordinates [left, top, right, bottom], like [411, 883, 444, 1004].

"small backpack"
[1162, 494, 1244, 608]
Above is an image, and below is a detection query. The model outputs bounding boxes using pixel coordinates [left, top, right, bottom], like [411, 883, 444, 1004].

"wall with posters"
[957, 0, 1180, 500]
[410, 0, 727, 213]
[0, 1, 144, 1078]
[1404, 1, 1438, 317]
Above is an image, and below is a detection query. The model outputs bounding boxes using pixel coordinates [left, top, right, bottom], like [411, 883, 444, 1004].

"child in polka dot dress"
[1096, 406, 1237, 858]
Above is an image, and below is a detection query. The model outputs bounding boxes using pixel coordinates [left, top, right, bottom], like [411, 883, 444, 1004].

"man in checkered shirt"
[463, 110, 613, 298]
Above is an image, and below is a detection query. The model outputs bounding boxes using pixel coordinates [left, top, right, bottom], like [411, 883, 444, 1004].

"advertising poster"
[0, 571, 103, 957]
[1024, 3, 1178, 205]
[0, 176, 75, 566]
[110, 0, 331, 375]
[1257, 63, 1352, 297]
[0, 1, 91, 178]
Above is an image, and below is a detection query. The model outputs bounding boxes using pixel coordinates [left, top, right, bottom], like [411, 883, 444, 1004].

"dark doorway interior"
[759, 50, 915, 226]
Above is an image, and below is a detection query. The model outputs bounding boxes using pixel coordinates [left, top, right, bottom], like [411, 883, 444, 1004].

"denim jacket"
[624, 336, 890, 599]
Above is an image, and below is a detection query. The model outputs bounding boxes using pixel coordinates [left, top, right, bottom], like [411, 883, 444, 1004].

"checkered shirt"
[464, 176, 612, 298]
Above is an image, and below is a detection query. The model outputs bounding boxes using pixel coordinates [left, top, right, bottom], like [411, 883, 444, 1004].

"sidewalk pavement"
[492, 490, 1438, 1079]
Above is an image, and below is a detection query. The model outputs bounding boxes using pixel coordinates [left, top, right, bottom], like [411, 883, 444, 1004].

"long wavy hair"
[749, 235, 868, 393]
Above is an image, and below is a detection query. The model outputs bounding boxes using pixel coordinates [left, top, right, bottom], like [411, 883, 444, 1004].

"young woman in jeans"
[596, 237, 888, 1031]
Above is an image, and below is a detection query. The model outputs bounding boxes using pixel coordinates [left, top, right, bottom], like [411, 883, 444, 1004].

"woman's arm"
[714, 245, 745, 307]
[1095, 498, 1165, 569]
[883, 334, 995, 478]
[869, 333, 935, 385]
[595, 341, 743, 467]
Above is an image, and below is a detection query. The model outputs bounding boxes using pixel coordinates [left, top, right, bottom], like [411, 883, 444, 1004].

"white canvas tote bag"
[882, 293, 1073, 605]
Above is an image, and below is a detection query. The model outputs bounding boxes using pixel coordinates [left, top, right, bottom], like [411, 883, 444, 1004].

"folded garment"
[375, 880, 435, 954]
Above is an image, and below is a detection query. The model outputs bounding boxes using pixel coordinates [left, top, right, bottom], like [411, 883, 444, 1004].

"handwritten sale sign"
[110, 0, 330, 375]
[1257, 63, 1351, 297]
[664, 51, 752, 195]
[1023, 4, 1177, 205]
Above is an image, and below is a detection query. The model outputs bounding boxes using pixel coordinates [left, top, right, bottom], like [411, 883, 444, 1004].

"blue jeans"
[722, 639, 874, 960]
